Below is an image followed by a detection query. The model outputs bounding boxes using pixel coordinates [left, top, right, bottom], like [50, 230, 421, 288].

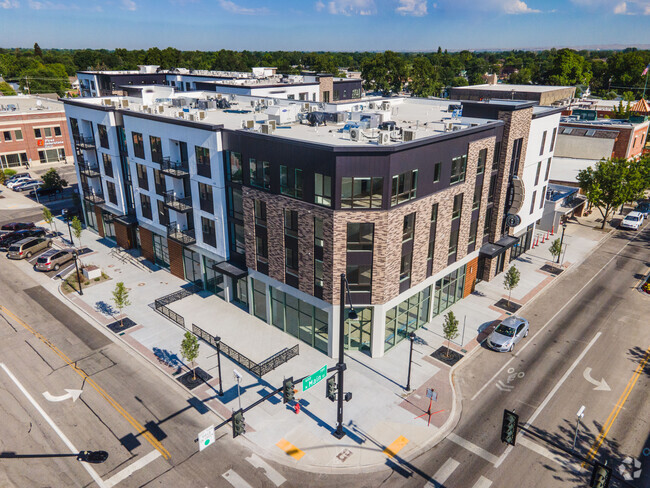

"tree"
[180, 331, 200, 380]
[409, 57, 441, 97]
[443, 311, 459, 358]
[111, 282, 131, 328]
[503, 266, 520, 307]
[41, 168, 68, 190]
[34, 43, 43, 58]
[71, 216, 83, 248]
[549, 239, 562, 263]
[0, 81, 16, 96]
[42, 207, 56, 235]
[611, 101, 631, 119]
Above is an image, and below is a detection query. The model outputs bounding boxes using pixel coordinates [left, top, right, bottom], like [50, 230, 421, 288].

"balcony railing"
[78, 162, 101, 178]
[164, 190, 193, 213]
[161, 157, 189, 178]
[73, 135, 96, 149]
[82, 187, 104, 204]
[167, 222, 196, 245]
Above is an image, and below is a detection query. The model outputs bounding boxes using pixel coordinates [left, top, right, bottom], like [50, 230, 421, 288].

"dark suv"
[1, 222, 35, 232]
[0, 228, 47, 250]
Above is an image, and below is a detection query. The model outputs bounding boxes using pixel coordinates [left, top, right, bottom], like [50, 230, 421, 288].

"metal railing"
[78, 162, 101, 178]
[161, 157, 189, 177]
[73, 135, 96, 149]
[258, 345, 300, 376]
[167, 222, 196, 245]
[82, 187, 104, 204]
[164, 190, 192, 213]
[153, 285, 200, 328]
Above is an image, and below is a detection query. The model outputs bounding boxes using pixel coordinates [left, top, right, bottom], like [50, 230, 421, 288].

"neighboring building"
[450, 84, 576, 107]
[63, 89, 560, 359]
[539, 184, 587, 233]
[0, 95, 73, 169]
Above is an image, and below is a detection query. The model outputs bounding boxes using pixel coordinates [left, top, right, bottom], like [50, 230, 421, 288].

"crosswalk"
[221, 454, 286, 488]
[424, 457, 492, 488]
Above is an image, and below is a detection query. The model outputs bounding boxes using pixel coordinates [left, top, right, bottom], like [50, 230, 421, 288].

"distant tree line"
[0, 44, 648, 99]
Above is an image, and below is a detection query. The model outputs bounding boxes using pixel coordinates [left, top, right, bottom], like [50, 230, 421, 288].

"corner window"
[450, 155, 467, 184]
[249, 159, 270, 190]
[315, 173, 332, 207]
[195, 146, 211, 178]
[132, 132, 145, 159]
[280, 165, 303, 199]
[228, 152, 243, 183]
[347, 223, 374, 251]
[390, 170, 418, 206]
[342, 176, 383, 208]
[433, 162, 441, 183]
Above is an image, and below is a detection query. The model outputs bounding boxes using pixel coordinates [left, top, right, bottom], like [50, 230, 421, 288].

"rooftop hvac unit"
[198, 111, 206, 120]
[369, 102, 376, 109]
[350, 127, 361, 142]
[381, 101, 391, 111]
[158, 105, 165, 113]
[121, 99, 129, 108]
[302, 103, 310, 111]
[268, 120, 276, 131]
[178, 111, 185, 119]
[102, 99, 113, 106]
[402, 129, 416, 142]
[142, 105, 149, 112]
[245, 120, 255, 129]
[260, 123, 270, 134]
[378, 131, 390, 145]
[188, 114, 196, 121]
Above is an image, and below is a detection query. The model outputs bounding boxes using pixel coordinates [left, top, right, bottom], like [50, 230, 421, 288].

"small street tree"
[180, 331, 200, 380]
[443, 311, 459, 358]
[42, 207, 56, 235]
[503, 265, 521, 308]
[549, 238, 562, 263]
[71, 216, 83, 248]
[111, 282, 131, 328]
[41, 168, 68, 191]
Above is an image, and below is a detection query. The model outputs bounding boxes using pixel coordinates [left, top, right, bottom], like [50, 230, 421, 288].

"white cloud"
[434, 0, 540, 14]
[315, 0, 325, 10]
[28, 0, 78, 9]
[217, 0, 269, 15]
[571, 0, 650, 14]
[121, 0, 136, 10]
[323, 0, 376, 15]
[498, 0, 540, 13]
[1, 0, 19, 7]
[613, 1, 627, 13]
[396, 0, 427, 16]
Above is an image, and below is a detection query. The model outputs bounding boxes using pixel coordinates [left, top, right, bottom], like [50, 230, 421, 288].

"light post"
[215, 336, 224, 396]
[333, 273, 357, 440]
[62, 208, 74, 246]
[405, 332, 416, 392]
[72, 251, 83, 296]
[573, 405, 585, 451]
[0, 450, 108, 464]
[233, 369, 242, 411]
[557, 220, 568, 264]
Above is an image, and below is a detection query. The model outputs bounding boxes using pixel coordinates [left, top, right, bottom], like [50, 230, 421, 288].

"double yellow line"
[1, 306, 171, 460]
[582, 344, 650, 467]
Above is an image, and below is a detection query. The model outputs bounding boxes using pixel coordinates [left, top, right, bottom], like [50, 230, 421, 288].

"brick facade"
[138, 226, 155, 262]
[94, 206, 105, 237]
[114, 221, 133, 249]
[318, 76, 334, 103]
[167, 238, 185, 280]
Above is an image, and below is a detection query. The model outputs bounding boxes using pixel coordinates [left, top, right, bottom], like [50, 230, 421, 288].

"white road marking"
[518, 435, 570, 468]
[222, 469, 253, 488]
[104, 450, 162, 488]
[245, 453, 286, 486]
[471, 228, 643, 403]
[447, 433, 499, 464]
[0, 363, 107, 488]
[472, 476, 493, 488]
[42, 389, 83, 402]
[424, 458, 460, 487]
[583, 367, 610, 391]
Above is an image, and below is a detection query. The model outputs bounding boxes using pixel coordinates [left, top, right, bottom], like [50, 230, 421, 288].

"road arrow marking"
[42, 389, 83, 402]
[583, 368, 610, 391]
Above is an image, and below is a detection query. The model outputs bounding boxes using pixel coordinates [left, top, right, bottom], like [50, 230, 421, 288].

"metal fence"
[153, 285, 200, 328]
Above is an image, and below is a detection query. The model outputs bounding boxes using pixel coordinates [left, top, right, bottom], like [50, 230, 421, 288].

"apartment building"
[0, 95, 73, 169]
[63, 90, 560, 359]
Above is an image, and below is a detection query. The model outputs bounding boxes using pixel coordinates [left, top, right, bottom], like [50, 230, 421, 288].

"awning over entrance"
[115, 213, 138, 226]
[212, 260, 248, 280]
[495, 235, 519, 249]
[479, 236, 520, 258]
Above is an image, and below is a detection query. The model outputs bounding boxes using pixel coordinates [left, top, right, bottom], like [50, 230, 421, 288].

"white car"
[7, 177, 32, 189]
[14, 181, 43, 192]
[620, 211, 644, 231]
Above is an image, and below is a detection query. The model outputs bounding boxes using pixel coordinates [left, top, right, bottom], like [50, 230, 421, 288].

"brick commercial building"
[63, 88, 560, 358]
[0, 95, 73, 170]
[450, 83, 576, 107]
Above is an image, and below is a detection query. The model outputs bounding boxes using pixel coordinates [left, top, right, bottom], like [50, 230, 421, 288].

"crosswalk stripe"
[472, 476, 492, 488]
[425, 458, 460, 487]
[222, 469, 253, 488]
[246, 453, 286, 486]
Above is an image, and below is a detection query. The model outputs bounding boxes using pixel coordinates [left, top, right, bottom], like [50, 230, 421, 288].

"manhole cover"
[138, 282, 146, 287]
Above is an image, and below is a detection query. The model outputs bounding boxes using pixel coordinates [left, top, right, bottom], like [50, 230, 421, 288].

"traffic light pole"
[333, 273, 347, 440]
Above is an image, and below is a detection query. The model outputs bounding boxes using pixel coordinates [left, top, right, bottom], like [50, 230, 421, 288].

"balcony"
[78, 162, 101, 178]
[167, 222, 196, 245]
[82, 187, 104, 204]
[164, 190, 193, 213]
[161, 157, 189, 178]
[74, 135, 96, 150]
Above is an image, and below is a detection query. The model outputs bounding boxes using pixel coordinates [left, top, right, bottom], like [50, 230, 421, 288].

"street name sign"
[198, 425, 215, 451]
[302, 365, 327, 392]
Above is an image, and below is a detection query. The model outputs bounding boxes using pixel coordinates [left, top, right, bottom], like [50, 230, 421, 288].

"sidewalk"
[14, 213, 614, 474]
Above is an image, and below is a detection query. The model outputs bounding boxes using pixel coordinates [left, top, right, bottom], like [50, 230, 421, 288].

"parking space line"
[104, 450, 161, 487]
[0, 363, 107, 488]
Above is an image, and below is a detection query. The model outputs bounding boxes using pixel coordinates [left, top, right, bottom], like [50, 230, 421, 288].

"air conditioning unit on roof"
[402, 129, 416, 142]
[350, 127, 361, 142]
[268, 120, 276, 131]
[378, 131, 390, 145]
[369, 102, 376, 109]
[245, 120, 255, 129]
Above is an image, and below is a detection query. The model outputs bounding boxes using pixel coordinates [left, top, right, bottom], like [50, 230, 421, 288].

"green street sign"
[302, 365, 328, 392]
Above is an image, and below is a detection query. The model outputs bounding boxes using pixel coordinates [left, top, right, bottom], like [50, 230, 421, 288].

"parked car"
[1, 222, 35, 232]
[6, 177, 32, 189]
[34, 248, 74, 271]
[4, 173, 30, 185]
[635, 202, 650, 217]
[619, 211, 644, 231]
[28, 186, 63, 198]
[6, 236, 52, 259]
[486, 316, 529, 352]
[0, 228, 46, 250]
[13, 180, 43, 192]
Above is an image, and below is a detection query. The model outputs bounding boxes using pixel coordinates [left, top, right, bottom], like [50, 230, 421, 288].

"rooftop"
[452, 83, 574, 93]
[549, 156, 596, 183]
[0, 95, 65, 115]
[560, 116, 648, 128]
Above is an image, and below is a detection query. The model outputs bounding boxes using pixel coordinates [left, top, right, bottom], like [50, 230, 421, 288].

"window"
[545, 158, 551, 181]
[477, 148, 487, 174]
[140, 194, 152, 220]
[484, 207, 493, 235]
[341, 176, 383, 208]
[136, 163, 149, 190]
[280, 166, 303, 198]
[256, 236, 268, 264]
[102, 153, 113, 177]
[550, 128, 557, 151]
[3, 131, 11, 142]
[346, 264, 372, 293]
[149, 136, 162, 163]
[251, 279, 267, 321]
[249, 159, 270, 189]
[314, 259, 324, 289]
[540, 130, 547, 155]
[285, 248, 299, 277]
[132, 132, 145, 159]
[391, 170, 418, 206]
[468, 219, 478, 245]
[254, 200, 267, 227]
[402, 213, 416, 242]
[34, 128, 42, 139]
[38, 149, 63, 163]
[195, 146, 210, 178]
[69, 118, 79, 138]
[1, 152, 27, 167]
[400, 252, 412, 282]
[229, 222, 245, 254]
[98, 124, 109, 149]
[314, 217, 324, 247]
[347, 223, 374, 251]
[450, 155, 467, 184]
[315, 173, 332, 206]
[44, 127, 52, 137]
[228, 187, 243, 220]
[106, 181, 117, 205]
[535, 161, 542, 185]
[540, 186, 546, 209]
[227, 152, 243, 183]
[493, 141, 501, 166]
[284, 209, 298, 238]
[452, 194, 463, 220]
[487, 175, 497, 203]
[157, 200, 169, 225]
[448, 228, 459, 256]
[54, 126, 61, 137]
[202, 216, 216, 248]
[14, 129, 23, 140]
[153, 169, 165, 196]
[199, 182, 214, 213]
[433, 162, 441, 183]
[530, 190, 537, 214]
[510, 137, 523, 176]
[384, 287, 431, 352]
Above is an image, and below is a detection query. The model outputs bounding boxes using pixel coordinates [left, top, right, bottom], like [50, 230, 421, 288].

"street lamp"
[72, 251, 83, 295]
[405, 332, 416, 392]
[0, 450, 108, 464]
[62, 208, 74, 246]
[557, 220, 568, 264]
[215, 336, 224, 397]
[333, 273, 357, 440]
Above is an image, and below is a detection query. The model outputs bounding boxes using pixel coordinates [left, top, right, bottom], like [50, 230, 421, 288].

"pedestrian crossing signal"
[501, 409, 519, 446]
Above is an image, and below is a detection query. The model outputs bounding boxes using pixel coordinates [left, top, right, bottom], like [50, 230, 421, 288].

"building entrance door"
[231, 277, 249, 311]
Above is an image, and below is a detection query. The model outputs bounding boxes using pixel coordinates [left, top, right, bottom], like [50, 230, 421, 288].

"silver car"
[486, 316, 529, 352]
[34, 248, 74, 271]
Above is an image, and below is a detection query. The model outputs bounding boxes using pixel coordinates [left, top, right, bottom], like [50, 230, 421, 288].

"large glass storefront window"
[183, 249, 202, 286]
[384, 287, 431, 352]
[203, 257, 226, 300]
[84, 203, 98, 232]
[345, 306, 372, 353]
[270, 287, 329, 354]
[251, 278, 267, 322]
[152, 234, 169, 269]
[432, 265, 466, 317]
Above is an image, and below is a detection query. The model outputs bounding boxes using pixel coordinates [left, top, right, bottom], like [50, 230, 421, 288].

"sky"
[1, 0, 650, 52]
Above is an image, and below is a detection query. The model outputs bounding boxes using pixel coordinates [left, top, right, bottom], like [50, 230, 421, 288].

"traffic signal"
[326, 374, 337, 402]
[590, 462, 612, 488]
[500, 409, 519, 446]
[232, 409, 245, 438]
[282, 377, 295, 404]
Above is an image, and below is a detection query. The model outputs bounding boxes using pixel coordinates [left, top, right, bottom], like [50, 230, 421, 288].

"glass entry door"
[231, 276, 249, 311]
[344, 307, 372, 352]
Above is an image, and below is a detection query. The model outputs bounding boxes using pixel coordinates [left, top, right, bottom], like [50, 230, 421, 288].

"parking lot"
[0, 230, 77, 280]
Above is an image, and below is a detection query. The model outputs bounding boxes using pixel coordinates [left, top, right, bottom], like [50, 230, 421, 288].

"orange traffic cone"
[551, 226, 555, 236]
